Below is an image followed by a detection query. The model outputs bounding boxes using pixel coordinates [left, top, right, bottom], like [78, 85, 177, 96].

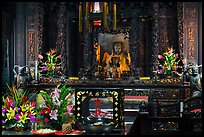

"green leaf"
[48, 56, 51, 62]
[61, 87, 71, 101]
[39, 91, 52, 105]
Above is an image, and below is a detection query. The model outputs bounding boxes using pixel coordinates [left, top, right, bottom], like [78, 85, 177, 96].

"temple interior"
[2, 2, 202, 135]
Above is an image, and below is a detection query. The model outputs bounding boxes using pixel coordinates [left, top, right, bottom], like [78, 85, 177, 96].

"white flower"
[49, 109, 58, 120]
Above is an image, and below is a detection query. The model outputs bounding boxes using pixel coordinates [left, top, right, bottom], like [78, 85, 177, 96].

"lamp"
[91, 2, 103, 13]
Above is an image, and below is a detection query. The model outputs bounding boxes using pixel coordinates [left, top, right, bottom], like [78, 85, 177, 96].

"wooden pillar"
[15, 2, 26, 66]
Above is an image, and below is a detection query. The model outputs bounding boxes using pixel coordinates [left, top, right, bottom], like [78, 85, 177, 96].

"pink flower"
[67, 105, 73, 113]
[30, 115, 36, 122]
[5, 97, 15, 107]
[14, 114, 20, 121]
[17, 107, 21, 111]
[52, 89, 60, 99]
[38, 54, 43, 60]
[58, 55, 62, 60]
[158, 55, 163, 59]
[2, 119, 6, 124]
[158, 70, 164, 74]
[30, 101, 36, 107]
[40, 111, 44, 115]
[174, 53, 178, 58]
[44, 118, 50, 123]
[2, 109, 7, 114]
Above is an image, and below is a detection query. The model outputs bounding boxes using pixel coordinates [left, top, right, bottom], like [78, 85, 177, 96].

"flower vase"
[12, 125, 29, 132]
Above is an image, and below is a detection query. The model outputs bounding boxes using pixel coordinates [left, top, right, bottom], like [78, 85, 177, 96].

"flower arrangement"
[35, 84, 75, 130]
[155, 47, 183, 77]
[2, 83, 36, 130]
[38, 48, 63, 77]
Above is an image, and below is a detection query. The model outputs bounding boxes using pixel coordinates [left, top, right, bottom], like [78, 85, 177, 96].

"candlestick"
[79, 3, 82, 32]
[85, 2, 89, 29]
[103, 2, 107, 31]
[113, 3, 117, 31]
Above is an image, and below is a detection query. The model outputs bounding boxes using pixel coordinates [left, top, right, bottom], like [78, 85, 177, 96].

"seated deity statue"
[102, 41, 131, 79]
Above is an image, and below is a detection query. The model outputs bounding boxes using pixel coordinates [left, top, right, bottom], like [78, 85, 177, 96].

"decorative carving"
[187, 28, 195, 60]
[129, 8, 139, 78]
[183, 2, 199, 65]
[28, 31, 35, 61]
[37, 2, 44, 55]
[177, 2, 184, 61]
[27, 2, 43, 62]
[158, 3, 177, 54]
[56, 2, 67, 74]
[193, 122, 202, 132]
[152, 2, 160, 75]
[151, 89, 179, 99]
[186, 8, 196, 18]
[160, 32, 170, 52]
[27, 2, 36, 30]
[152, 121, 179, 131]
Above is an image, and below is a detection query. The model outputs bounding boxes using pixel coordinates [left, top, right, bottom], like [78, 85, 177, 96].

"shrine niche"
[93, 33, 131, 80]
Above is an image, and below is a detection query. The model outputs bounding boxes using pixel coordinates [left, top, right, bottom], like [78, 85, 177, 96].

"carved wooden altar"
[28, 80, 191, 132]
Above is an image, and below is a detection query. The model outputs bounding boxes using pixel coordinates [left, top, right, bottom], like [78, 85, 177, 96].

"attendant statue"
[183, 65, 202, 97]
[13, 65, 32, 88]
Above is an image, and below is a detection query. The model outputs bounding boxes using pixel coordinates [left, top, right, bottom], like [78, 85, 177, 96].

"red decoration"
[93, 20, 101, 26]
[94, 108, 103, 117]
[95, 98, 102, 107]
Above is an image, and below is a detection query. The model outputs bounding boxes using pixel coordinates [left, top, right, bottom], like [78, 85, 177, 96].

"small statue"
[13, 65, 32, 88]
[183, 65, 202, 97]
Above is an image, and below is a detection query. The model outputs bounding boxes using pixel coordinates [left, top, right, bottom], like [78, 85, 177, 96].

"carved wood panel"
[26, 2, 40, 62]
[183, 2, 199, 66]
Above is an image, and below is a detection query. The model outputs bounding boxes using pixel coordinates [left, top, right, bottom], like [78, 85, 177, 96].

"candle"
[79, 3, 82, 32]
[97, 45, 100, 63]
[85, 2, 89, 29]
[113, 3, 117, 31]
[103, 2, 107, 31]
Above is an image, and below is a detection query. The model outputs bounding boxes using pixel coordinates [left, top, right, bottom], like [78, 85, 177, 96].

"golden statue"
[102, 41, 131, 79]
